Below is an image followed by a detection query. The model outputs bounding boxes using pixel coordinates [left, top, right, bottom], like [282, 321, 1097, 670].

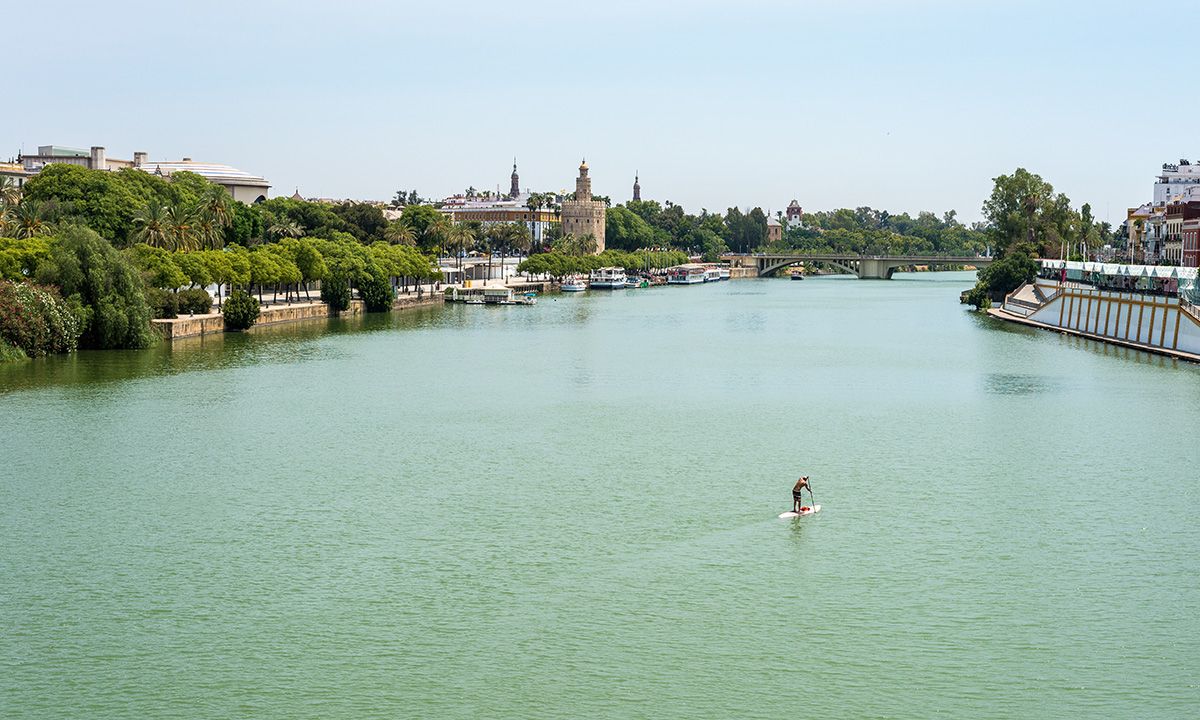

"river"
[2, 271, 1197, 719]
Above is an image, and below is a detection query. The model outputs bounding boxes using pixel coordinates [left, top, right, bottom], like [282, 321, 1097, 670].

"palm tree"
[164, 204, 200, 252]
[384, 221, 416, 246]
[199, 186, 234, 229]
[267, 219, 303, 241]
[0, 177, 21, 207]
[526, 192, 545, 251]
[423, 215, 451, 256]
[194, 213, 222, 251]
[13, 200, 54, 239]
[134, 204, 172, 248]
[446, 223, 476, 272]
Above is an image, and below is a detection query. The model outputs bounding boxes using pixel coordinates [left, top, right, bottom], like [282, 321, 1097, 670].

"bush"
[359, 272, 394, 312]
[964, 284, 992, 311]
[321, 269, 352, 312]
[222, 289, 260, 330]
[35, 225, 154, 349]
[0, 339, 28, 363]
[177, 288, 213, 315]
[145, 287, 179, 319]
[0, 280, 85, 357]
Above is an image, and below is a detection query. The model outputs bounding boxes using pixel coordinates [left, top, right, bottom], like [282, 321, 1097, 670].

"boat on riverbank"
[589, 267, 628, 289]
[667, 264, 707, 284]
[561, 277, 587, 292]
[625, 275, 649, 288]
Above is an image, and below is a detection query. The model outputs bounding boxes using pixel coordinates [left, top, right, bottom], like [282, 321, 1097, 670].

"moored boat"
[589, 267, 628, 289]
[667, 264, 707, 284]
[624, 275, 649, 288]
[561, 276, 588, 292]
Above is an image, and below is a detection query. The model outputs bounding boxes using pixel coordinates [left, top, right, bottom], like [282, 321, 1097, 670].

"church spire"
[509, 157, 520, 198]
[633, 171, 641, 201]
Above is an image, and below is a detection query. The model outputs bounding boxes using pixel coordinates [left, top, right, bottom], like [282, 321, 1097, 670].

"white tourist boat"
[561, 276, 588, 292]
[624, 275, 649, 288]
[703, 267, 722, 283]
[718, 266, 731, 281]
[589, 267, 628, 289]
[667, 264, 707, 284]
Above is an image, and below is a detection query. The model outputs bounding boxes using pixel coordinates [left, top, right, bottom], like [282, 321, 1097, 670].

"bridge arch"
[759, 258, 858, 277]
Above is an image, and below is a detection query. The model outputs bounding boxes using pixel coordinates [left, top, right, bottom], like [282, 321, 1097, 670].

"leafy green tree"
[173, 251, 214, 289]
[605, 206, 656, 250]
[332, 202, 388, 242]
[225, 201, 265, 246]
[981, 168, 1075, 257]
[400, 205, 445, 251]
[359, 270, 394, 312]
[222, 289, 259, 330]
[283, 238, 327, 300]
[35, 225, 153, 349]
[0, 237, 52, 280]
[249, 247, 283, 303]
[321, 267, 352, 311]
[126, 244, 187, 289]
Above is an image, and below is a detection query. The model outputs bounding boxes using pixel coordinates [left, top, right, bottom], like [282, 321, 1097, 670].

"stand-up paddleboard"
[779, 504, 821, 519]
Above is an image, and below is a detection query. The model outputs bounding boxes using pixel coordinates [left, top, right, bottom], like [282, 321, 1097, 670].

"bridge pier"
[856, 258, 898, 280]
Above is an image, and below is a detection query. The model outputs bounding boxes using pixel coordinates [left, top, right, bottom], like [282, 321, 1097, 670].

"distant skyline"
[6, 0, 1198, 224]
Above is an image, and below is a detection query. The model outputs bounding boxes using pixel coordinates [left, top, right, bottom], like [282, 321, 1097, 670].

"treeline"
[778, 208, 989, 256]
[602, 200, 994, 259]
[517, 249, 689, 280]
[966, 168, 1116, 309]
[0, 165, 440, 361]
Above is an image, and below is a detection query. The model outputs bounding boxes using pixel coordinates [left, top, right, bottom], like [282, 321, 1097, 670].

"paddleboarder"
[792, 476, 812, 512]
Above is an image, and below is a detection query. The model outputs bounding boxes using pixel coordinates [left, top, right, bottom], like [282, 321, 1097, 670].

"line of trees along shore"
[0, 165, 442, 362]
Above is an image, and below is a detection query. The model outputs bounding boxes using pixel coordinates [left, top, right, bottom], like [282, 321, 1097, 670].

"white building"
[1153, 159, 1200, 205]
[19, 144, 270, 203]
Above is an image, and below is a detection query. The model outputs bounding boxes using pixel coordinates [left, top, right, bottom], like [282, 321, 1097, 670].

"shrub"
[35, 225, 153, 349]
[222, 289, 259, 330]
[321, 268, 352, 312]
[964, 284, 992, 311]
[145, 287, 179, 319]
[0, 280, 85, 357]
[177, 288, 213, 315]
[0, 339, 27, 363]
[359, 272, 394, 312]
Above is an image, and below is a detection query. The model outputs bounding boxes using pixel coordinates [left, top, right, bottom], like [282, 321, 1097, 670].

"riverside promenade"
[152, 290, 444, 340]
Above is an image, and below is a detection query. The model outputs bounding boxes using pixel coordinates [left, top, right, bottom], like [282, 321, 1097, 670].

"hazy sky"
[7, 0, 1196, 223]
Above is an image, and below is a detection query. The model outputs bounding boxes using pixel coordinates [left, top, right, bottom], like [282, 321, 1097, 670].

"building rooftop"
[144, 160, 269, 188]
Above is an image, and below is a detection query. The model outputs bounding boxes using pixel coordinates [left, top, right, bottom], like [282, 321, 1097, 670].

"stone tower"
[561, 159, 607, 253]
[509, 158, 520, 198]
[633, 172, 641, 201]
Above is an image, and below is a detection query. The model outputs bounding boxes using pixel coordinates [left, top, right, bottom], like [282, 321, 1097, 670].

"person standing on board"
[792, 476, 812, 512]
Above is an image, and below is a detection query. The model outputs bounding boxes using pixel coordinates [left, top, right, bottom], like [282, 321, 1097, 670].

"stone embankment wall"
[152, 294, 443, 340]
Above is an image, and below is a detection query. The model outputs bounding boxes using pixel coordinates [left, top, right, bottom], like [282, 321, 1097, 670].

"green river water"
[2, 272, 1198, 718]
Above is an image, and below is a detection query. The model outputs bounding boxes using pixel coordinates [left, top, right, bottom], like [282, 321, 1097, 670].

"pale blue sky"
[7, 0, 1195, 223]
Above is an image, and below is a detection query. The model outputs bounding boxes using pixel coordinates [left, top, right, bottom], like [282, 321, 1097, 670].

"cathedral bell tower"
[509, 158, 520, 198]
[633, 172, 641, 201]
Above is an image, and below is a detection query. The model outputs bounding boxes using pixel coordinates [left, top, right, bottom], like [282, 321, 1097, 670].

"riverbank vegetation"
[964, 168, 1110, 310]
[0, 165, 440, 361]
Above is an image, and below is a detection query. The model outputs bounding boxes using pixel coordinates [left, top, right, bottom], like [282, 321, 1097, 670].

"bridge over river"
[724, 253, 994, 279]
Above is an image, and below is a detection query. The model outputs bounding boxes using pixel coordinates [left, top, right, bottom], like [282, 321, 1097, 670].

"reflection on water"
[983, 373, 1058, 396]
